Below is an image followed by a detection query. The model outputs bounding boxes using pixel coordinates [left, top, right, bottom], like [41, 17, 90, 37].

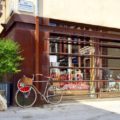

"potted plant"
[0, 38, 23, 105]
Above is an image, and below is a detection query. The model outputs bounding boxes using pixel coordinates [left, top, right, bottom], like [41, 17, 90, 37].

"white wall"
[0, 1, 6, 33]
[40, 0, 120, 29]
[3, 0, 120, 29]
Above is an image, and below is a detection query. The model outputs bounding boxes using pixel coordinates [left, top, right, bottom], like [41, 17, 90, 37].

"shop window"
[48, 22, 120, 92]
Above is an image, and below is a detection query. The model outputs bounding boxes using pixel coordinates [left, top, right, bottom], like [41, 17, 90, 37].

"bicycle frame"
[32, 81, 49, 100]
[31, 74, 51, 102]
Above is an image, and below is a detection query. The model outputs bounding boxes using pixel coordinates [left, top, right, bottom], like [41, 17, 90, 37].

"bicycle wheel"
[15, 86, 37, 108]
[46, 86, 63, 104]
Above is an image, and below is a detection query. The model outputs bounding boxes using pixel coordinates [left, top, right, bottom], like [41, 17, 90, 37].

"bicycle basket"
[20, 76, 33, 86]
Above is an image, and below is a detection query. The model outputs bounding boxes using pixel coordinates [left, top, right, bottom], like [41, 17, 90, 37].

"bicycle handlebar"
[33, 74, 51, 79]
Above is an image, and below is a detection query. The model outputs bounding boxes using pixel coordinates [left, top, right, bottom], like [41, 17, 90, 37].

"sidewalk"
[0, 98, 120, 120]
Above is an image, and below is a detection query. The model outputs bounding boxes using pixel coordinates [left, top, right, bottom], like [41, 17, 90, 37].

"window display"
[48, 25, 120, 93]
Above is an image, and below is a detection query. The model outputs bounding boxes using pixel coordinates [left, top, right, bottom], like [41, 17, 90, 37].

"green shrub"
[0, 39, 23, 80]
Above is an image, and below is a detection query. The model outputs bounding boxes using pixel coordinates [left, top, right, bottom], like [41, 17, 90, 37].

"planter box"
[99, 91, 120, 98]
[0, 83, 13, 106]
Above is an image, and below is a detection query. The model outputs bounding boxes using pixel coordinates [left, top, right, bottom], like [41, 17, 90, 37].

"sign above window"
[18, 0, 34, 13]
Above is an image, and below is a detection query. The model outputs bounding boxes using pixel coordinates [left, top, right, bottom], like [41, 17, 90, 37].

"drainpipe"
[35, 0, 40, 80]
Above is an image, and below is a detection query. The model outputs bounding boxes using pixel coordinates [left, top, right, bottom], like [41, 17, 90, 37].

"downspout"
[34, 0, 40, 80]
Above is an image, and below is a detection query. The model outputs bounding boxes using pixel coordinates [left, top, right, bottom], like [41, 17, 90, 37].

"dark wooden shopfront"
[1, 14, 120, 103]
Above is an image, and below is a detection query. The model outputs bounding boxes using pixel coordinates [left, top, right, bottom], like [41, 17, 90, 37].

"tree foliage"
[0, 39, 23, 77]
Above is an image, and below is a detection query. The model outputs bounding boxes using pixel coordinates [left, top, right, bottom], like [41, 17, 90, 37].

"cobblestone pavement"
[0, 98, 120, 120]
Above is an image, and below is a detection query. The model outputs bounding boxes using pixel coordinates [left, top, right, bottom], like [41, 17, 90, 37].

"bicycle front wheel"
[46, 86, 63, 104]
[15, 86, 37, 108]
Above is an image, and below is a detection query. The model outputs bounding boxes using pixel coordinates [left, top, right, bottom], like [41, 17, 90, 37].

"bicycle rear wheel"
[46, 86, 63, 104]
[15, 86, 37, 108]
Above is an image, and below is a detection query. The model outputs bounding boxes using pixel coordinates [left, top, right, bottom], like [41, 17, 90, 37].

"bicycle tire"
[15, 86, 37, 108]
[46, 86, 63, 104]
